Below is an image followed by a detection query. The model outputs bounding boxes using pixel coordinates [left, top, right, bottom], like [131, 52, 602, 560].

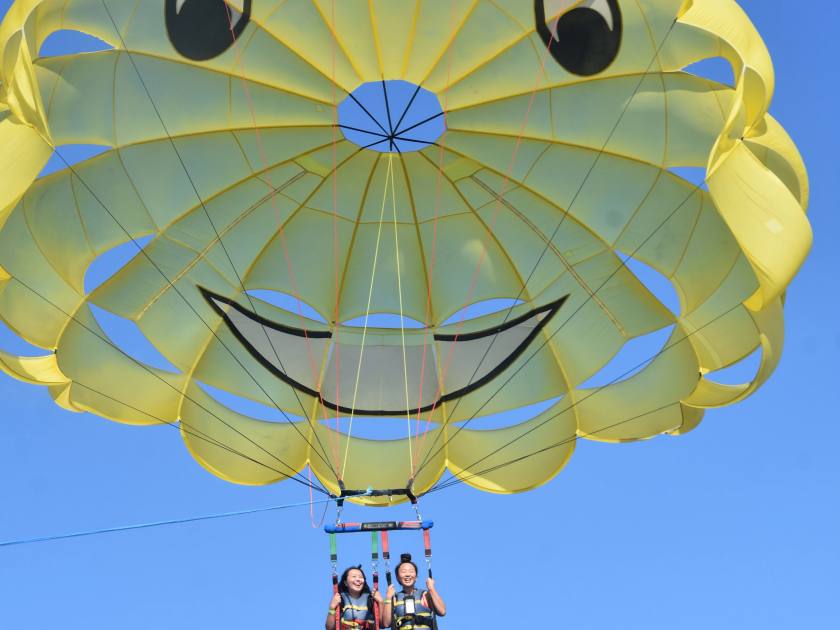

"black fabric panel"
[535, 0, 622, 76]
[165, 0, 252, 61]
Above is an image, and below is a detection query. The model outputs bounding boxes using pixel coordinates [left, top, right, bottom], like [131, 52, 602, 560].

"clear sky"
[1, 2, 838, 628]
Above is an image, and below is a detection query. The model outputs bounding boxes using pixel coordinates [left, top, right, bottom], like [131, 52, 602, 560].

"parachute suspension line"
[411, 21, 559, 476]
[427, 303, 741, 494]
[428, 198, 709, 490]
[224, 4, 343, 481]
[389, 153, 415, 469]
[309, 466, 331, 528]
[341, 155, 394, 480]
[71, 379, 320, 491]
[429, 404, 677, 494]
[98, 2, 342, 482]
[430, 213, 720, 494]
[413, 18, 681, 480]
[15, 278, 328, 494]
[407, 0, 461, 479]
[11, 200, 326, 494]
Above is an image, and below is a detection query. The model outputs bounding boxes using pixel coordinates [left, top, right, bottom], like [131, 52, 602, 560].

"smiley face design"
[0, 1, 810, 501]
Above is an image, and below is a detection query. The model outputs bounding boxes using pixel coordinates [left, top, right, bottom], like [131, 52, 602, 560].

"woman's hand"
[385, 585, 396, 600]
[373, 590, 383, 604]
[422, 579, 446, 617]
[330, 592, 341, 609]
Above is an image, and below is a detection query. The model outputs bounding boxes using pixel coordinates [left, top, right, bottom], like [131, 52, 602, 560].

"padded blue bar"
[325, 520, 434, 534]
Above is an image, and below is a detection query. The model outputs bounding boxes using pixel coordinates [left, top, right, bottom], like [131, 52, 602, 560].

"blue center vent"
[338, 80, 446, 153]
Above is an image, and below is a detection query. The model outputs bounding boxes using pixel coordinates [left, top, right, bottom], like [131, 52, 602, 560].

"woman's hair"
[396, 553, 418, 575]
[338, 565, 372, 596]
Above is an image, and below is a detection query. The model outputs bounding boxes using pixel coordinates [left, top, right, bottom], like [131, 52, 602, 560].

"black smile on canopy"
[201, 287, 568, 417]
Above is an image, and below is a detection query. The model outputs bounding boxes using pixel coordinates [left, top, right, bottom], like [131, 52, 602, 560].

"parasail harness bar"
[331, 480, 421, 522]
[325, 520, 434, 534]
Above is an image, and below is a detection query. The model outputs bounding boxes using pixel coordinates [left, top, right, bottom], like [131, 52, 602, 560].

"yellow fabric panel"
[255, 0, 361, 94]
[181, 381, 310, 486]
[614, 175, 705, 283]
[369, 0, 417, 80]
[685, 297, 784, 408]
[445, 399, 576, 494]
[305, 149, 380, 220]
[3, 30, 49, 139]
[56, 306, 185, 426]
[311, 420, 446, 505]
[312, 0, 381, 83]
[338, 223, 429, 324]
[0, 207, 83, 347]
[575, 323, 700, 441]
[445, 70, 738, 169]
[669, 404, 706, 436]
[358, 156, 415, 223]
[190, 322, 319, 418]
[399, 151, 473, 224]
[0, 350, 65, 385]
[708, 141, 812, 309]
[61, 154, 157, 255]
[423, 0, 525, 98]
[0, 111, 52, 215]
[680, 0, 773, 129]
[0, 0, 810, 497]
[417, 212, 525, 322]
[681, 255, 759, 370]
[244, 209, 358, 320]
[437, 319, 568, 422]
[743, 115, 809, 209]
[486, 245, 676, 396]
[439, 1, 669, 110]
[402, 0, 477, 86]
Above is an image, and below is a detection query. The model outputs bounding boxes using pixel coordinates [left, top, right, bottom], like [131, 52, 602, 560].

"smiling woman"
[0, 0, 811, 505]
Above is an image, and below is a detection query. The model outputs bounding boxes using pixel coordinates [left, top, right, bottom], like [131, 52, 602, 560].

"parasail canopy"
[0, 0, 811, 504]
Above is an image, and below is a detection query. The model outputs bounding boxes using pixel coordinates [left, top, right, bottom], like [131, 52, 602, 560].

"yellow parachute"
[0, 0, 810, 504]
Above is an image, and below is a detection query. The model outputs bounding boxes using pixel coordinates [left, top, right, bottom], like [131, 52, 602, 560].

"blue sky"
[1, 2, 838, 628]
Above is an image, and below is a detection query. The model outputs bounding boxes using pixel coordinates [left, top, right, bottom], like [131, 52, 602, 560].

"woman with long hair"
[326, 565, 385, 629]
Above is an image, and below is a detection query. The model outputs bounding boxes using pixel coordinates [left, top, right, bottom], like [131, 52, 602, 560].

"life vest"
[391, 589, 437, 630]
[339, 592, 376, 629]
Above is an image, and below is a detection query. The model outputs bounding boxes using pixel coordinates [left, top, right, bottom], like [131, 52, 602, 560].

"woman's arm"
[424, 578, 446, 617]
[325, 592, 341, 630]
[380, 585, 395, 627]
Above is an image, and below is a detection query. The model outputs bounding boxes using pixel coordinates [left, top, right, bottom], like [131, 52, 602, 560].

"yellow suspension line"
[389, 154, 414, 470]
[341, 155, 393, 481]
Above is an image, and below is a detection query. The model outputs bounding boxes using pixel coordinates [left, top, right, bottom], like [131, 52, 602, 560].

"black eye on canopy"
[535, 0, 623, 76]
[165, 0, 252, 61]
